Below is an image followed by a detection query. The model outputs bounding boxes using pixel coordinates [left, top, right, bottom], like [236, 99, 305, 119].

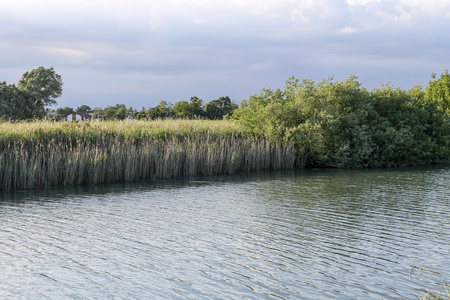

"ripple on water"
[0, 166, 449, 299]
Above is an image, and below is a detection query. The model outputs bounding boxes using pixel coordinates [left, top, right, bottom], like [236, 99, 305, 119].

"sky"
[1, 0, 449, 110]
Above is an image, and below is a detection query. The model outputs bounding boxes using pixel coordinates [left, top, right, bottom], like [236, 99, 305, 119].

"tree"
[0, 67, 63, 120]
[146, 107, 157, 119]
[204, 96, 238, 119]
[104, 106, 117, 120]
[426, 70, 450, 113]
[172, 100, 190, 118]
[116, 107, 127, 120]
[0, 82, 34, 120]
[155, 100, 172, 118]
[188, 96, 203, 117]
[135, 107, 148, 120]
[56, 107, 74, 119]
[17, 67, 63, 117]
[76, 105, 91, 112]
[127, 107, 136, 119]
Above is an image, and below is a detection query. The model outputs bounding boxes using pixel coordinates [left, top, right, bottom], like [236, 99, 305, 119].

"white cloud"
[1, 0, 449, 108]
[340, 26, 359, 33]
[346, 0, 450, 26]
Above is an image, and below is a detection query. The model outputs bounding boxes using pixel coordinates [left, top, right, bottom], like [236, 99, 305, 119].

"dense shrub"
[232, 75, 450, 167]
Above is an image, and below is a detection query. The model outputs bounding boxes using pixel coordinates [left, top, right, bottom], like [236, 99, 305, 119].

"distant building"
[95, 110, 105, 119]
[67, 112, 92, 121]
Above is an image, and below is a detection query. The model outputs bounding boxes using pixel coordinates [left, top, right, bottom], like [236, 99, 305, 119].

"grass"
[410, 266, 450, 300]
[0, 119, 298, 190]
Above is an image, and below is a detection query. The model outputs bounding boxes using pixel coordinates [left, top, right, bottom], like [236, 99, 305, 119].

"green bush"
[232, 75, 450, 167]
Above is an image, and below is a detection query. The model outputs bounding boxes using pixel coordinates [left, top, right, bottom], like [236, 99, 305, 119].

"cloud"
[0, 0, 449, 108]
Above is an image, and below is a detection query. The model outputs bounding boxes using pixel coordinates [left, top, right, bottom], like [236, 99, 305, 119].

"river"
[1, 166, 449, 299]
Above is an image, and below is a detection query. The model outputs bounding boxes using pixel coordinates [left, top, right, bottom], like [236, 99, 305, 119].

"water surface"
[1, 166, 449, 299]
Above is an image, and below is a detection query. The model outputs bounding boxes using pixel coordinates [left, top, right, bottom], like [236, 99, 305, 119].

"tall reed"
[0, 120, 297, 190]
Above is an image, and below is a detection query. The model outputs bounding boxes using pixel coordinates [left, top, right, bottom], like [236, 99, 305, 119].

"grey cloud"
[1, 0, 449, 109]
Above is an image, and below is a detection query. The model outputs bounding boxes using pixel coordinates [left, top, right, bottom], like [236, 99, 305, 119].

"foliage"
[116, 107, 127, 120]
[0, 82, 35, 121]
[17, 66, 63, 117]
[172, 100, 191, 118]
[188, 96, 203, 117]
[0, 67, 63, 120]
[76, 105, 91, 112]
[204, 96, 238, 119]
[426, 70, 450, 113]
[132, 96, 238, 120]
[56, 107, 74, 118]
[155, 100, 172, 118]
[104, 106, 117, 120]
[232, 75, 450, 167]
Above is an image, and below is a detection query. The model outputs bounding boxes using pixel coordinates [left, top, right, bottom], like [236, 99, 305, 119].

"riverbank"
[0, 120, 297, 190]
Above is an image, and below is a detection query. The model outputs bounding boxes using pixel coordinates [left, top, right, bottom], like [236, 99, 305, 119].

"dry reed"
[0, 120, 297, 190]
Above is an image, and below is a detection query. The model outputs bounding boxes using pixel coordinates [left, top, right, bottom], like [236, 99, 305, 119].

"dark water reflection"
[1, 166, 450, 299]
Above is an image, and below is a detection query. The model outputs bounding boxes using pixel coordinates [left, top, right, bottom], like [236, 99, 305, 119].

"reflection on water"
[1, 166, 450, 299]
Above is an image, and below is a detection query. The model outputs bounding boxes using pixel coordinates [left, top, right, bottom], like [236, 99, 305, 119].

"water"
[1, 166, 449, 299]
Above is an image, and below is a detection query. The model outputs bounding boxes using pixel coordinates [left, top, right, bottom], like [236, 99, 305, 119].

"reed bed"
[0, 120, 297, 190]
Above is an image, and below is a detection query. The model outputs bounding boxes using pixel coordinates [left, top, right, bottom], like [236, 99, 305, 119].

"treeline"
[51, 96, 238, 121]
[231, 72, 450, 168]
[1, 67, 238, 121]
[135, 96, 238, 120]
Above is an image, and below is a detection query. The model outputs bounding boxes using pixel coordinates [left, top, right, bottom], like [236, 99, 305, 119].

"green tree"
[116, 107, 127, 120]
[135, 107, 147, 120]
[56, 107, 74, 119]
[204, 96, 237, 119]
[0, 67, 63, 120]
[104, 106, 117, 120]
[91, 107, 102, 119]
[188, 96, 203, 117]
[127, 107, 135, 119]
[0, 82, 34, 120]
[17, 67, 63, 118]
[146, 108, 156, 119]
[76, 105, 91, 112]
[172, 100, 190, 118]
[426, 70, 450, 113]
[155, 100, 172, 118]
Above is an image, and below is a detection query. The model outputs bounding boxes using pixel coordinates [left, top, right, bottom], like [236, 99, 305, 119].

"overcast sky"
[1, 0, 449, 109]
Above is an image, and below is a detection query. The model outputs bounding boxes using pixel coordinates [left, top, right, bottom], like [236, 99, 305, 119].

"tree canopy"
[76, 105, 91, 112]
[0, 67, 63, 120]
[426, 70, 450, 113]
[0, 82, 34, 121]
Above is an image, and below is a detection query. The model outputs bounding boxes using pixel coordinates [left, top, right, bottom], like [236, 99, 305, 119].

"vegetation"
[410, 266, 450, 300]
[426, 71, 450, 113]
[0, 120, 296, 190]
[56, 107, 74, 118]
[53, 97, 238, 121]
[134, 97, 238, 120]
[0, 67, 63, 120]
[3, 68, 450, 189]
[231, 74, 450, 168]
